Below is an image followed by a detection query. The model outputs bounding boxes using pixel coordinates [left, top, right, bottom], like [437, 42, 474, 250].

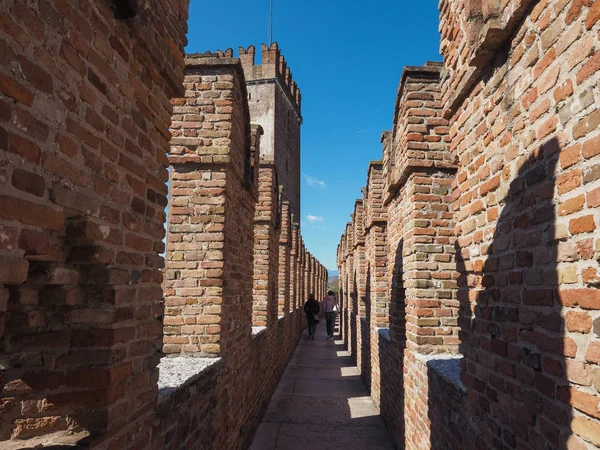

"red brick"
[573, 109, 600, 139]
[566, 311, 592, 333]
[19, 58, 53, 94]
[9, 133, 42, 164]
[557, 169, 582, 194]
[0, 255, 28, 284]
[0, 195, 63, 230]
[587, 186, 600, 208]
[568, 387, 600, 418]
[586, 341, 600, 363]
[553, 79, 573, 103]
[569, 215, 596, 235]
[585, 1, 600, 29]
[582, 134, 600, 159]
[572, 417, 600, 447]
[0, 73, 33, 105]
[559, 143, 581, 169]
[559, 289, 600, 308]
[558, 195, 585, 216]
[12, 417, 65, 439]
[11, 169, 45, 197]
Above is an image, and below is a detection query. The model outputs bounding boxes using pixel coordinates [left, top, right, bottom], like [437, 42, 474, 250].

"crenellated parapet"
[352, 199, 366, 247]
[439, 0, 539, 117]
[345, 222, 354, 257]
[386, 63, 456, 202]
[365, 161, 387, 229]
[239, 43, 301, 114]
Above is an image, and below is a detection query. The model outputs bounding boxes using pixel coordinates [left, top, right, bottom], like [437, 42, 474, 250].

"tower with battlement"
[239, 43, 302, 224]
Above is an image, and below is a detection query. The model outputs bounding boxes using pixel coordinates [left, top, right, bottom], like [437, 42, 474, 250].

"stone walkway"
[250, 320, 395, 450]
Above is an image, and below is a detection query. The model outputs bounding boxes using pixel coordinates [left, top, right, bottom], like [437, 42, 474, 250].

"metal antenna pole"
[269, 0, 273, 46]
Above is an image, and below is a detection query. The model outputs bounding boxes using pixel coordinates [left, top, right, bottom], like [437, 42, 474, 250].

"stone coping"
[253, 312, 295, 339]
[377, 327, 391, 341]
[415, 353, 465, 392]
[158, 356, 221, 404]
[252, 326, 267, 338]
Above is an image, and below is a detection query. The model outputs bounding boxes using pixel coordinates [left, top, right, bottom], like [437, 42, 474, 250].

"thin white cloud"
[303, 173, 325, 188]
[307, 215, 324, 223]
[316, 225, 325, 229]
[356, 129, 373, 134]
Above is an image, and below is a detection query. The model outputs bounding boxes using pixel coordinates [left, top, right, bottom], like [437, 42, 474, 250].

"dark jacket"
[303, 298, 320, 316]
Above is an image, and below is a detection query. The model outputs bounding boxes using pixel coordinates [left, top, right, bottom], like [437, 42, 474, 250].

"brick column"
[300, 243, 307, 306]
[289, 225, 299, 310]
[252, 160, 280, 327]
[388, 65, 458, 354]
[305, 252, 312, 297]
[278, 202, 291, 315]
[365, 161, 389, 405]
[164, 54, 257, 357]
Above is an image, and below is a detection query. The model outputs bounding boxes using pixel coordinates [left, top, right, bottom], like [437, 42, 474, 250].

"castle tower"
[239, 43, 302, 224]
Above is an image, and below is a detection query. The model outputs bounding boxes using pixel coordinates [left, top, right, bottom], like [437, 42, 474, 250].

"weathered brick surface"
[160, 52, 327, 450]
[0, 0, 189, 446]
[253, 163, 280, 326]
[0, 3, 327, 445]
[165, 55, 256, 357]
[338, 1, 600, 449]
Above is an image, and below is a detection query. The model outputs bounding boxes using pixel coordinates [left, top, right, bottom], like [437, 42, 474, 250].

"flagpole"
[269, 0, 273, 46]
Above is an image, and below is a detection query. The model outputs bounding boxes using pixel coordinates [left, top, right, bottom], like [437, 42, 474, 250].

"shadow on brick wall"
[351, 272, 358, 361]
[361, 266, 372, 389]
[380, 239, 406, 448]
[452, 137, 572, 448]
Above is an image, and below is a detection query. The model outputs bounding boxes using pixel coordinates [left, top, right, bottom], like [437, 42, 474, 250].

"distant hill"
[327, 275, 339, 296]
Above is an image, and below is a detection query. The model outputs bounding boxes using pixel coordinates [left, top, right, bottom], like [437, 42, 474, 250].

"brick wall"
[338, 1, 600, 449]
[165, 55, 255, 357]
[0, 0, 189, 446]
[449, 1, 600, 447]
[162, 52, 328, 450]
[0, 6, 328, 448]
[253, 163, 280, 326]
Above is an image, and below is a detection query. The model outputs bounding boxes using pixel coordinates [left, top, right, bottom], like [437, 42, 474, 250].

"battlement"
[238, 42, 301, 113]
[185, 49, 238, 67]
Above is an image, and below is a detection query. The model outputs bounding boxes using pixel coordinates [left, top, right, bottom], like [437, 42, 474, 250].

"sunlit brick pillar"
[164, 53, 257, 356]
[289, 225, 299, 309]
[312, 257, 318, 297]
[322, 265, 326, 298]
[342, 222, 354, 352]
[384, 63, 458, 449]
[300, 243, 309, 304]
[252, 159, 280, 327]
[364, 161, 389, 405]
[305, 251, 312, 298]
[352, 199, 369, 379]
[318, 264, 323, 299]
[337, 239, 346, 338]
[387, 64, 458, 354]
[296, 241, 302, 309]
[278, 202, 291, 314]
[346, 252, 357, 358]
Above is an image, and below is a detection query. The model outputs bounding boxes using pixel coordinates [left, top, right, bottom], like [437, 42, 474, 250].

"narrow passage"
[250, 322, 395, 449]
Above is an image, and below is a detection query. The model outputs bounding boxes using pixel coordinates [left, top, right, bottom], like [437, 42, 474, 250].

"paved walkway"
[250, 319, 395, 450]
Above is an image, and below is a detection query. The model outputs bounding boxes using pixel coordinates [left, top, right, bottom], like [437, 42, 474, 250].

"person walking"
[322, 290, 338, 340]
[303, 293, 320, 340]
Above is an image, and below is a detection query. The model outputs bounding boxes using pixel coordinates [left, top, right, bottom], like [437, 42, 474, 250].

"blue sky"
[186, 0, 442, 271]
